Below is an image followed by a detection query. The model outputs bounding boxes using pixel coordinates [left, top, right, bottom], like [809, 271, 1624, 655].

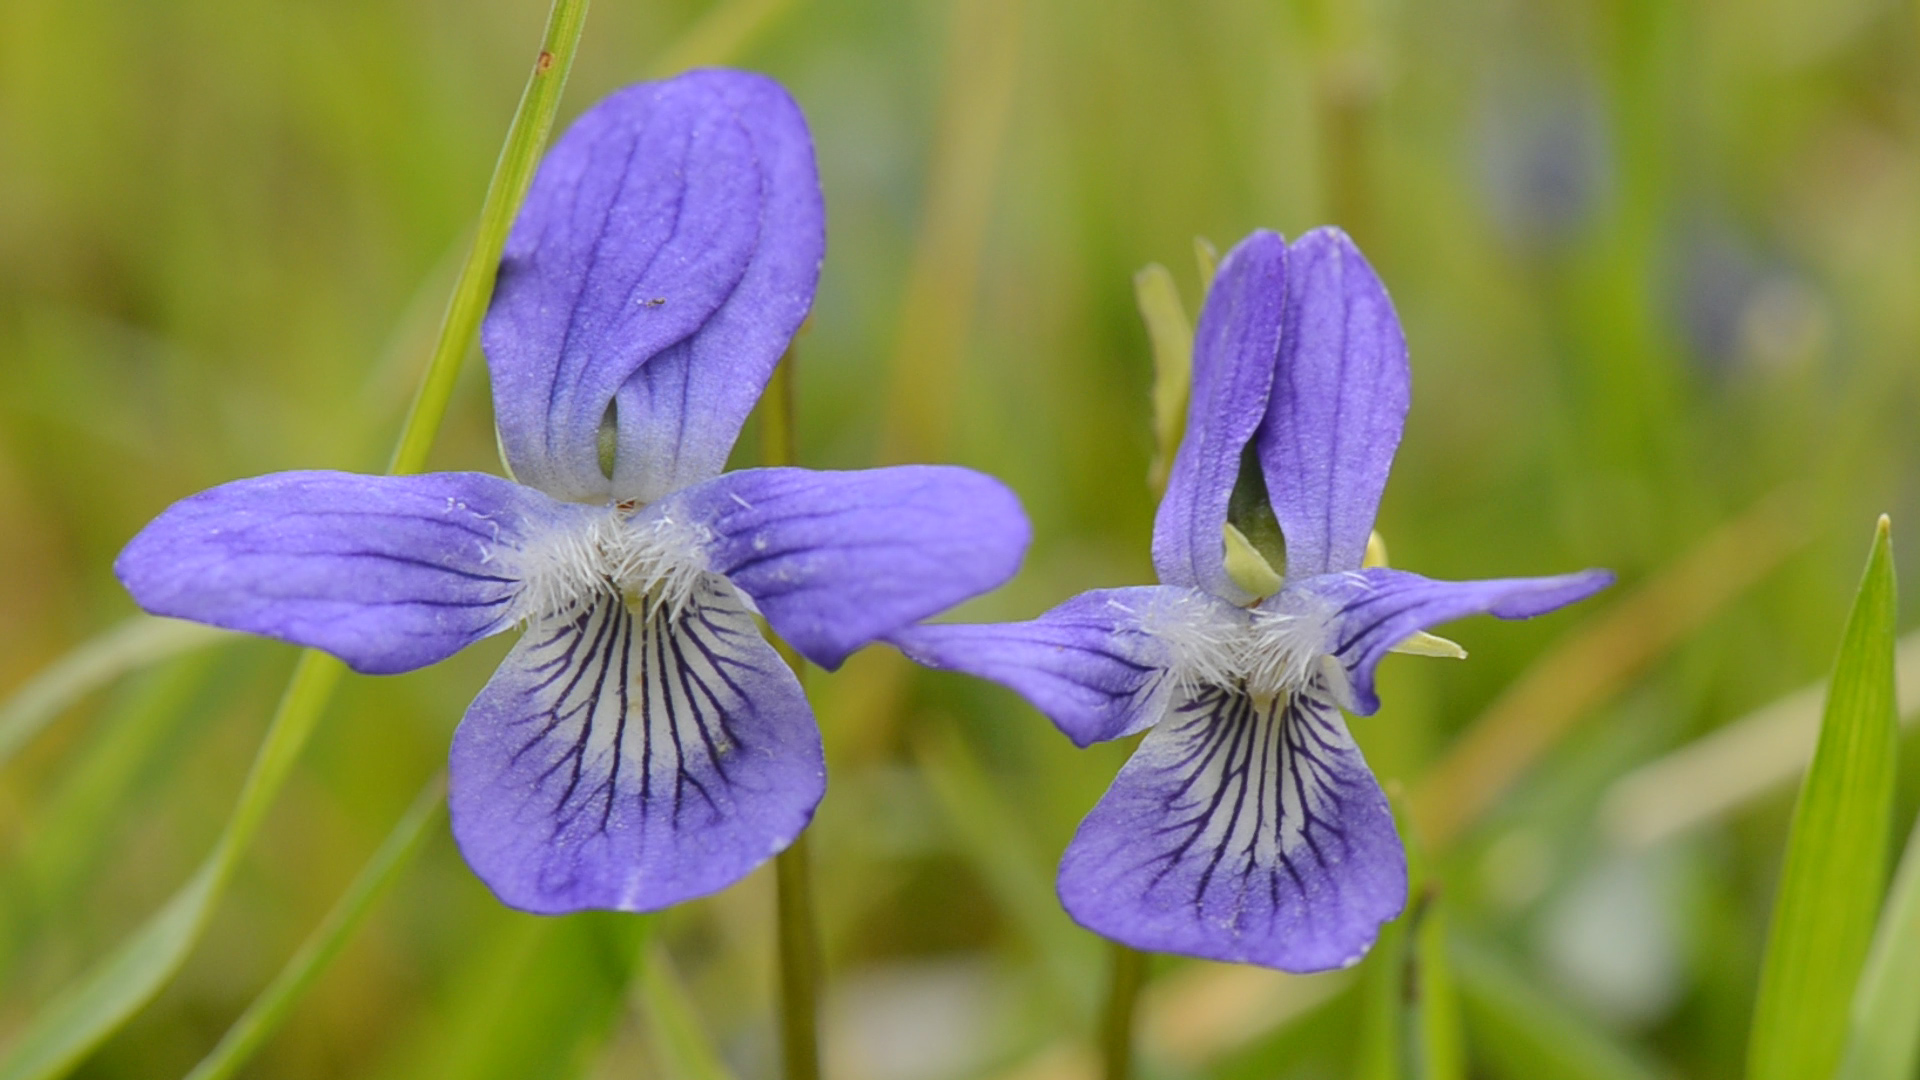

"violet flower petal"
[448, 577, 822, 913]
[660, 465, 1031, 671]
[484, 69, 822, 502]
[114, 470, 583, 674]
[610, 74, 825, 504]
[890, 586, 1187, 747]
[1294, 565, 1615, 714]
[1255, 227, 1411, 578]
[1151, 230, 1287, 604]
[1058, 681, 1405, 971]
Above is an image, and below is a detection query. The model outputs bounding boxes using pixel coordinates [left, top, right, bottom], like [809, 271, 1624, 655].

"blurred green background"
[2, 0, 1918, 1077]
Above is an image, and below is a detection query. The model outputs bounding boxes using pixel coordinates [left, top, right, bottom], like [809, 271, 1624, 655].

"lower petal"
[448, 575, 822, 913]
[1058, 683, 1405, 972]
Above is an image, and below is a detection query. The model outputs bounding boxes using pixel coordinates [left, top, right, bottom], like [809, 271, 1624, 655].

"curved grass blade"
[1, 649, 227, 983]
[1837, 799, 1920, 1080]
[1747, 517, 1899, 1080]
[0, 4, 591, 1075]
[0, 616, 227, 771]
[182, 775, 445, 1080]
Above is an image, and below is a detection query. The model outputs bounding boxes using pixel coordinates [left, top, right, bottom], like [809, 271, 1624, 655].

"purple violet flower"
[893, 227, 1611, 971]
[114, 70, 1030, 915]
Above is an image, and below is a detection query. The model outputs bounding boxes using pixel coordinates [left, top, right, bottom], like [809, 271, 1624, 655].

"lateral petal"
[890, 587, 1184, 747]
[1297, 566, 1615, 715]
[659, 465, 1031, 671]
[1255, 227, 1410, 578]
[1150, 230, 1287, 604]
[114, 470, 582, 674]
[448, 576, 822, 913]
[1058, 682, 1406, 971]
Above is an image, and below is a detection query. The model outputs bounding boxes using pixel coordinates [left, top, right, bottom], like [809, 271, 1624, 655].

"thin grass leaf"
[1747, 516, 1899, 1080]
[182, 774, 445, 1080]
[635, 940, 738, 1080]
[0, 616, 227, 770]
[0, 652, 344, 1080]
[1136, 262, 1192, 494]
[1452, 937, 1667, 1080]
[1, 649, 226, 982]
[0, 5, 590, 1074]
[1837, 800, 1920, 1080]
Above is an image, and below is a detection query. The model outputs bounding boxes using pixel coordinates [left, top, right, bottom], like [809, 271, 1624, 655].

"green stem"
[0, 9, 590, 1080]
[759, 350, 820, 1080]
[1100, 942, 1147, 1080]
[774, 830, 821, 1080]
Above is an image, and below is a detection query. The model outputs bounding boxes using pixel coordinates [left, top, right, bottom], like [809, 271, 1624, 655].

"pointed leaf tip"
[1747, 517, 1899, 1080]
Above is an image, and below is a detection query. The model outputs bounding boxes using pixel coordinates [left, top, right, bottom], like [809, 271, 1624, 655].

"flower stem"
[1100, 942, 1148, 1080]
[759, 349, 821, 1080]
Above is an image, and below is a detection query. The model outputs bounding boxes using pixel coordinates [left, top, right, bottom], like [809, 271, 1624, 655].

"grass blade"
[0, 3, 590, 1074]
[182, 775, 446, 1080]
[1837, 803, 1920, 1080]
[0, 616, 227, 770]
[1747, 516, 1899, 1080]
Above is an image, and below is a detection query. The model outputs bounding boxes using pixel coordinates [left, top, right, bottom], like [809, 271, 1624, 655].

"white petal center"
[508, 507, 713, 625]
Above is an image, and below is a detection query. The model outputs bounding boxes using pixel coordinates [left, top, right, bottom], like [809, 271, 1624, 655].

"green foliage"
[1748, 518, 1900, 1080]
[1, 0, 1917, 1076]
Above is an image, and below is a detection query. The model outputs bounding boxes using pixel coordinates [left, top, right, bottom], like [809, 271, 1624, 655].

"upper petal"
[449, 575, 822, 913]
[1293, 566, 1615, 714]
[483, 69, 824, 502]
[658, 466, 1031, 670]
[114, 471, 585, 674]
[1058, 682, 1406, 971]
[609, 74, 827, 504]
[1150, 230, 1287, 604]
[890, 587, 1184, 747]
[1254, 227, 1410, 578]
